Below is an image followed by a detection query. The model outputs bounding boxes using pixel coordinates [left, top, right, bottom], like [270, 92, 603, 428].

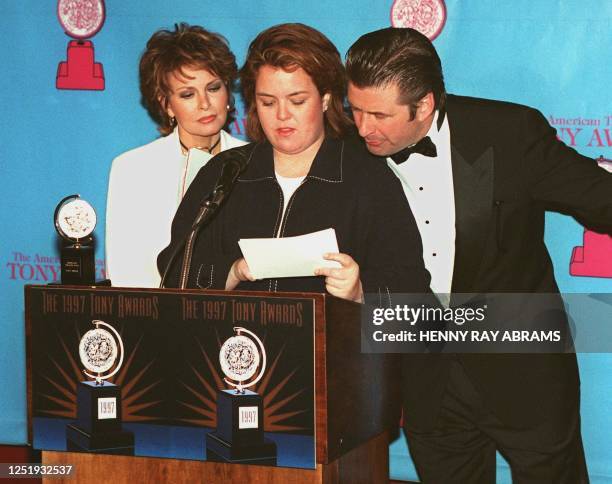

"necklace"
[179, 135, 221, 155]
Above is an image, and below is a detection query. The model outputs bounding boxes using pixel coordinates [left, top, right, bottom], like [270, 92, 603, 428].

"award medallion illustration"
[56, 0, 106, 90]
[79, 320, 122, 383]
[390, 0, 447, 40]
[206, 327, 277, 465]
[219, 328, 266, 392]
[66, 320, 134, 454]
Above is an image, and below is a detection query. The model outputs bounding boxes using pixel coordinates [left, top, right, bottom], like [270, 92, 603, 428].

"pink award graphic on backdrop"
[390, 0, 446, 40]
[570, 156, 612, 278]
[56, 0, 106, 90]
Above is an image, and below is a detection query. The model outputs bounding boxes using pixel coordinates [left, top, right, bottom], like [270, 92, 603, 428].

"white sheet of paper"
[238, 228, 342, 279]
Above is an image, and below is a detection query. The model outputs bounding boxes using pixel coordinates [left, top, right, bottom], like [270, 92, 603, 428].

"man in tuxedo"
[346, 27, 612, 483]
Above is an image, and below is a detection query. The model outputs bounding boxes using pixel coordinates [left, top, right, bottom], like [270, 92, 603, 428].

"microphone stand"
[178, 189, 226, 289]
[159, 144, 255, 289]
[158, 187, 225, 290]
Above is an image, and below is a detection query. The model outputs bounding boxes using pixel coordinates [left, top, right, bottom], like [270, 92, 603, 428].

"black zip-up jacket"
[158, 136, 431, 298]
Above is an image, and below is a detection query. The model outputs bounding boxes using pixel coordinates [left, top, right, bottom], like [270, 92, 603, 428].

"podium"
[26, 285, 399, 483]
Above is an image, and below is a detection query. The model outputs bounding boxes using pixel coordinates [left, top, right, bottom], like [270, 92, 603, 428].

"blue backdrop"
[1, 1, 610, 482]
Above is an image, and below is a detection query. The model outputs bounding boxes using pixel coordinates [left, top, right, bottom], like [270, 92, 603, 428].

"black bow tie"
[390, 136, 437, 164]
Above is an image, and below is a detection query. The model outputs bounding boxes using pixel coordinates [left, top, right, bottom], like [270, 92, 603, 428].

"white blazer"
[105, 128, 246, 288]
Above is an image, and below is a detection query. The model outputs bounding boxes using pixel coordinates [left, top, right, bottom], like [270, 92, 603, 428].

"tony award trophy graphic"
[66, 320, 134, 454]
[570, 156, 612, 278]
[56, 0, 105, 90]
[54, 194, 97, 285]
[206, 327, 277, 465]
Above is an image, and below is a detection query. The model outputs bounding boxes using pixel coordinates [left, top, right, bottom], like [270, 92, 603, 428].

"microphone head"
[211, 143, 256, 196]
[216, 143, 255, 171]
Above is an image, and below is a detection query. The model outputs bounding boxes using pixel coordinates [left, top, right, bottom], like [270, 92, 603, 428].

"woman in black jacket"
[158, 23, 430, 301]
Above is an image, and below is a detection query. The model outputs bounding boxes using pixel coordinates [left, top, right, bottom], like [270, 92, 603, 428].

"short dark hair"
[240, 23, 353, 142]
[346, 27, 446, 115]
[139, 23, 238, 135]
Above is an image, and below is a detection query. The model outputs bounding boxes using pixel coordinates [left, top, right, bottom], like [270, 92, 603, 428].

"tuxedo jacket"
[401, 95, 612, 440]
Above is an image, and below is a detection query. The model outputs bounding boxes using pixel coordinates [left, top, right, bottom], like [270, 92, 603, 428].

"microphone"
[211, 146, 251, 196]
[193, 145, 254, 229]
[159, 144, 255, 289]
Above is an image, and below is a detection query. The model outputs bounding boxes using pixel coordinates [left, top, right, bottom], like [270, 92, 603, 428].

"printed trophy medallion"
[206, 327, 277, 465]
[54, 194, 97, 285]
[66, 320, 134, 454]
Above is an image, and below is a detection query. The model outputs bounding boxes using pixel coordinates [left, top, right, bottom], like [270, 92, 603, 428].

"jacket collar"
[154, 126, 182, 161]
[446, 95, 492, 165]
[219, 129, 248, 150]
[239, 136, 344, 183]
[446, 95, 495, 294]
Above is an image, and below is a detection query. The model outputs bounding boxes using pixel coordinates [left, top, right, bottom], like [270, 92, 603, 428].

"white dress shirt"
[386, 111, 455, 305]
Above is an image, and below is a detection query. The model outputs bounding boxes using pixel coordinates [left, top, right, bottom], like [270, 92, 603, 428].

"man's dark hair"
[346, 27, 446, 116]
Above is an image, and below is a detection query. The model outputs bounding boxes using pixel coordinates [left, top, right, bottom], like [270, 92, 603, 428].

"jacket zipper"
[270, 178, 309, 291]
[274, 178, 309, 238]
